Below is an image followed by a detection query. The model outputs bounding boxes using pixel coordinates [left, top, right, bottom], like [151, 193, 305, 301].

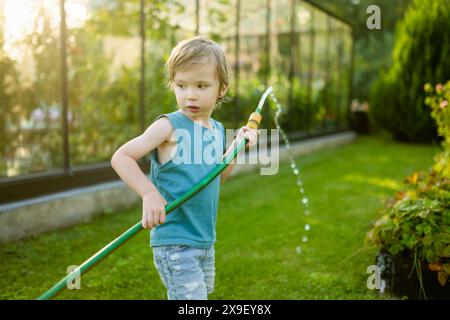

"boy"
[111, 35, 259, 300]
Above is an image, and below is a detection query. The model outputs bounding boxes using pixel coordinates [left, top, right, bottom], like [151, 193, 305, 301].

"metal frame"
[234, 0, 241, 128]
[302, 0, 353, 27]
[60, 0, 70, 175]
[140, 0, 146, 133]
[0, 160, 150, 204]
[0, 0, 150, 205]
[307, 7, 315, 132]
[288, 0, 297, 110]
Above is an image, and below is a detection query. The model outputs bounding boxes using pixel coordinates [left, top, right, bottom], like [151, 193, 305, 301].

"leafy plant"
[424, 81, 450, 179]
[367, 81, 450, 291]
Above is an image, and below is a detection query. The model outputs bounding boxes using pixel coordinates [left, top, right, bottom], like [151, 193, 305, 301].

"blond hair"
[165, 35, 230, 106]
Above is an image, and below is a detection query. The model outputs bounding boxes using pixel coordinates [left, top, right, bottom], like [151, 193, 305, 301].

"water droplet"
[270, 90, 315, 247]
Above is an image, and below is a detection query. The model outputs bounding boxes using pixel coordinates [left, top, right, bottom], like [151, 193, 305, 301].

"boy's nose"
[187, 88, 198, 100]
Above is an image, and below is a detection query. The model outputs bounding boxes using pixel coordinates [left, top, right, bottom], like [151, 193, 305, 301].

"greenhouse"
[0, 0, 353, 203]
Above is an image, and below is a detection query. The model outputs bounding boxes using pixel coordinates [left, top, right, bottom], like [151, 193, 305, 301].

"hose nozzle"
[246, 86, 273, 129]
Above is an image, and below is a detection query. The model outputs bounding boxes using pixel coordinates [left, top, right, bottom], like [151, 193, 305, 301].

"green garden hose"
[37, 87, 273, 300]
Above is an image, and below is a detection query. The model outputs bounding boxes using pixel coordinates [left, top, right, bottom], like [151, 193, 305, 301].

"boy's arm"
[220, 142, 238, 184]
[111, 117, 173, 198]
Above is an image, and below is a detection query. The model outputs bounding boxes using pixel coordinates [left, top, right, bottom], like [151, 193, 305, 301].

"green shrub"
[367, 80, 450, 289]
[369, 0, 450, 142]
[424, 81, 450, 179]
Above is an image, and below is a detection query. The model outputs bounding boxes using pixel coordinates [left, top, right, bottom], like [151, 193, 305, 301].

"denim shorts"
[152, 244, 215, 300]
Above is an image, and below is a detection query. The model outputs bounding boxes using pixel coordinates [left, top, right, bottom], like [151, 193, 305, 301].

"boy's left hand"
[237, 125, 260, 149]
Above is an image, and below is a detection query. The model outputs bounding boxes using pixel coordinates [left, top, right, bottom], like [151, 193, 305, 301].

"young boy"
[111, 35, 259, 300]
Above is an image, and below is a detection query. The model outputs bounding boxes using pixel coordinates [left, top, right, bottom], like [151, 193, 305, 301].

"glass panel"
[144, 0, 186, 125]
[200, 0, 232, 39]
[326, 17, 338, 131]
[268, 0, 290, 115]
[341, 23, 353, 128]
[0, 0, 61, 178]
[311, 8, 327, 132]
[297, 2, 313, 132]
[0, 0, 354, 181]
[66, 0, 141, 167]
[200, 0, 236, 129]
[332, 20, 345, 128]
[237, 0, 268, 127]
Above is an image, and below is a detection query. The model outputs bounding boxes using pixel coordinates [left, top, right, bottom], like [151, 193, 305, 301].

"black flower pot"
[376, 252, 450, 300]
[350, 111, 370, 134]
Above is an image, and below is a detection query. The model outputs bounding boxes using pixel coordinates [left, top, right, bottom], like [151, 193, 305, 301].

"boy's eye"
[175, 84, 208, 89]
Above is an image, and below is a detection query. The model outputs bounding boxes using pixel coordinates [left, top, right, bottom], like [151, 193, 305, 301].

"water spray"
[268, 93, 311, 254]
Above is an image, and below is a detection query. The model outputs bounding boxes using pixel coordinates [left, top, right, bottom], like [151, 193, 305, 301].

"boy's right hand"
[142, 191, 168, 229]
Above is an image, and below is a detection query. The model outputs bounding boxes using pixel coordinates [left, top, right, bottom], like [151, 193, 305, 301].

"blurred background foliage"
[312, 0, 450, 143]
[309, 0, 411, 101]
[369, 0, 450, 142]
[3, 0, 448, 180]
[0, 0, 353, 178]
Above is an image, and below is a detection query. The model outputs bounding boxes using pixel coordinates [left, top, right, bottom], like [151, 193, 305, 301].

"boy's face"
[173, 59, 226, 120]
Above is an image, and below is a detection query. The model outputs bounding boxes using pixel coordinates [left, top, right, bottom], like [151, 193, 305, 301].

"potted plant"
[366, 81, 450, 300]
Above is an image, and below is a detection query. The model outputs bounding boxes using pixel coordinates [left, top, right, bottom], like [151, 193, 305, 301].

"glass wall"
[1, 0, 61, 178]
[66, 0, 142, 167]
[0, 0, 353, 202]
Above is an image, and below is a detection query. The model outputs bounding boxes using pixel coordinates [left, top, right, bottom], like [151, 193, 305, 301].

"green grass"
[0, 134, 440, 299]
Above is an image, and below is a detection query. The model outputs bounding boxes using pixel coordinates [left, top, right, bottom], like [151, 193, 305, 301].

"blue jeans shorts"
[152, 244, 215, 300]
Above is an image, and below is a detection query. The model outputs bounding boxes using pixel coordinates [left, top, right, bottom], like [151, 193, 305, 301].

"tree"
[370, 0, 450, 142]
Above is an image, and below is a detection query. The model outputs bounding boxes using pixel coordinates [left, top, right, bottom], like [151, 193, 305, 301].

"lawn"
[0, 134, 440, 299]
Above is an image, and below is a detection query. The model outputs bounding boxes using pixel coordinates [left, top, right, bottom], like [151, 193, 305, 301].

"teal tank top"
[149, 110, 226, 249]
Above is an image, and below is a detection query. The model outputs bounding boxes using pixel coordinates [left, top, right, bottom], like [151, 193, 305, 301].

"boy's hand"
[237, 125, 260, 149]
[142, 190, 168, 229]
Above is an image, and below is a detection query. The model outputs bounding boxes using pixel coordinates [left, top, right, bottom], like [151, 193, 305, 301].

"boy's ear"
[218, 85, 228, 98]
